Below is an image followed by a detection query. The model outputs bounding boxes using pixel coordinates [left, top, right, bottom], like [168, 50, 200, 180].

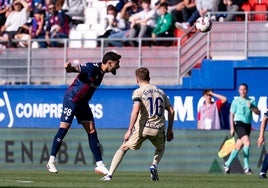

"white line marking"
[0, 178, 33, 183]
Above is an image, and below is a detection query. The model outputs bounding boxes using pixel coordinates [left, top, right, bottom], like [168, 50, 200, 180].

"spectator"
[168, 0, 185, 23]
[151, 2, 174, 46]
[54, 0, 64, 11]
[154, 0, 184, 23]
[62, 0, 86, 22]
[107, 0, 143, 47]
[31, 0, 46, 11]
[15, 8, 47, 48]
[180, 0, 196, 22]
[197, 89, 227, 130]
[175, 0, 219, 30]
[0, 0, 11, 31]
[217, 0, 241, 22]
[128, 0, 156, 47]
[0, 0, 30, 48]
[97, 4, 122, 47]
[45, 2, 69, 47]
[115, 0, 129, 12]
[44, 0, 54, 17]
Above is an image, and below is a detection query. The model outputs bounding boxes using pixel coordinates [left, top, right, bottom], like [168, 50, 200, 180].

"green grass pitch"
[0, 170, 267, 188]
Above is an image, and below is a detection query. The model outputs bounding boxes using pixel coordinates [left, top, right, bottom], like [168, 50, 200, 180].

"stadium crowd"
[0, 0, 259, 48]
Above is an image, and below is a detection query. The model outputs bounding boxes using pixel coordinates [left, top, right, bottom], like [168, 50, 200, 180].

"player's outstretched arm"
[65, 61, 80, 73]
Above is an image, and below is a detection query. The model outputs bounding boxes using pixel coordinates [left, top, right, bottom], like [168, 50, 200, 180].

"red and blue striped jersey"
[65, 62, 104, 103]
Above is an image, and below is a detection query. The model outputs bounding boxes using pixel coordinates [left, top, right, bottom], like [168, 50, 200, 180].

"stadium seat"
[76, 23, 90, 34]
[83, 30, 97, 48]
[98, 7, 108, 25]
[90, 23, 106, 36]
[174, 29, 188, 45]
[84, 7, 99, 26]
[248, 0, 260, 7]
[253, 3, 268, 21]
[91, 0, 107, 9]
[68, 29, 83, 48]
[261, 0, 268, 5]
[70, 24, 98, 48]
[241, 3, 252, 12]
[237, 3, 252, 21]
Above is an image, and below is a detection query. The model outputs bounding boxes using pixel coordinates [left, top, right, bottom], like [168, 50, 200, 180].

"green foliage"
[0, 170, 267, 188]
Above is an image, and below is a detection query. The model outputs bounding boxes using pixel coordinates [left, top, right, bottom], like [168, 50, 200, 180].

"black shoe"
[149, 165, 159, 181]
[259, 173, 267, 179]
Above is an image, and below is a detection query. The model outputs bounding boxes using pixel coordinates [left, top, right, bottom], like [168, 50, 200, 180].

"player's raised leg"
[102, 148, 127, 181]
[223, 138, 243, 174]
[102, 128, 142, 181]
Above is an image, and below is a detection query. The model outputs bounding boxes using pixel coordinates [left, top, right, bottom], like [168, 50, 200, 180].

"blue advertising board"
[0, 85, 267, 130]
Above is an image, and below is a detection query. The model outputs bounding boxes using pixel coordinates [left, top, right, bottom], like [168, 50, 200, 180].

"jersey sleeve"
[160, 89, 171, 110]
[230, 100, 236, 113]
[250, 99, 257, 108]
[79, 62, 96, 75]
[132, 89, 142, 103]
[164, 94, 171, 110]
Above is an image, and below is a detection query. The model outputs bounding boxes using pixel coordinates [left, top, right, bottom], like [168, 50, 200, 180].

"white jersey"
[196, 0, 219, 11]
[132, 84, 171, 135]
[131, 9, 156, 27]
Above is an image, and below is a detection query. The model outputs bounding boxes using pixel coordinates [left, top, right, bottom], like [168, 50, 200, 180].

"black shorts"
[234, 121, 251, 138]
[60, 96, 94, 124]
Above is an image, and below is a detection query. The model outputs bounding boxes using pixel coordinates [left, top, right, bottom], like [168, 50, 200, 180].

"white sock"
[96, 161, 105, 167]
[108, 149, 126, 176]
[49, 155, 56, 162]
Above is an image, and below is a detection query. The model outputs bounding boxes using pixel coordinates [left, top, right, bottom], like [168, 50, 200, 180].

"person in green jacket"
[152, 2, 174, 46]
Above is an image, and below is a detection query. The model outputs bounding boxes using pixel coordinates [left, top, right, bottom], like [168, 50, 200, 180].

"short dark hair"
[131, 0, 138, 4]
[202, 89, 212, 96]
[142, 0, 151, 5]
[239, 83, 248, 90]
[33, 8, 44, 14]
[102, 51, 121, 64]
[107, 4, 117, 12]
[159, 2, 168, 9]
[136, 67, 150, 82]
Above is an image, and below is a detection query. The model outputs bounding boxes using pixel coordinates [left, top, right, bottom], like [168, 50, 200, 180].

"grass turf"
[0, 170, 267, 188]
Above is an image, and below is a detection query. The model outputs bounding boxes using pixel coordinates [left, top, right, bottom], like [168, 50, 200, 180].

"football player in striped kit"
[46, 51, 121, 175]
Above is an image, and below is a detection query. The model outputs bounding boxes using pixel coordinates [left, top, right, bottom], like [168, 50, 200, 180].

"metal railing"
[1, 11, 268, 85]
[0, 37, 182, 85]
